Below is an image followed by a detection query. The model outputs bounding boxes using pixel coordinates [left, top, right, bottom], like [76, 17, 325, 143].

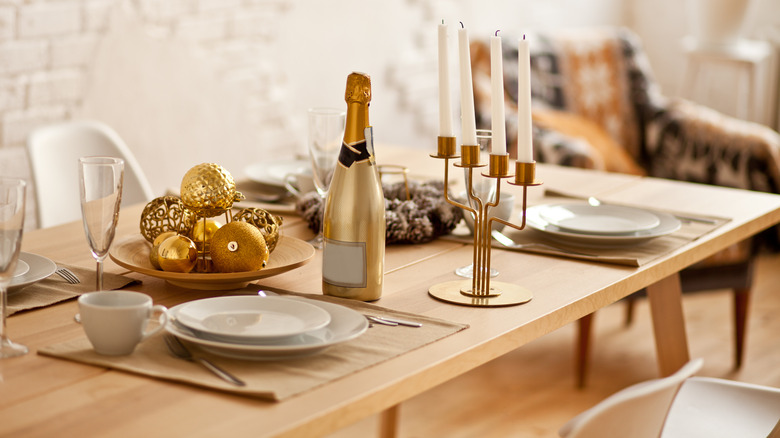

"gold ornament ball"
[149, 231, 178, 270]
[233, 208, 283, 253]
[210, 222, 269, 273]
[157, 235, 198, 273]
[139, 196, 197, 243]
[180, 163, 245, 217]
[191, 218, 222, 242]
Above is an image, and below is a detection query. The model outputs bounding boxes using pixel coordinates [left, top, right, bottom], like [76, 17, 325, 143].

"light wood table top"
[4, 146, 780, 437]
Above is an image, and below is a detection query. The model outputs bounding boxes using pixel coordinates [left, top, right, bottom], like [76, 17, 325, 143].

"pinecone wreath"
[295, 180, 463, 244]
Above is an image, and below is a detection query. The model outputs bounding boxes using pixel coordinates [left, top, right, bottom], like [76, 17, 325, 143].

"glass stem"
[0, 287, 8, 343]
[96, 260, 104, 291]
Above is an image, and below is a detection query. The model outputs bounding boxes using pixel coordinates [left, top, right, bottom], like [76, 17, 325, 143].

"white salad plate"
[165, 297, 369, 360]
[526, 204, 681, 247]
[9, 252, 57, 294]
[537, 203, 661, 235]
[172, 296, 331, 343]
[244, 159, 311, 187]
[12, 259, 30, 278]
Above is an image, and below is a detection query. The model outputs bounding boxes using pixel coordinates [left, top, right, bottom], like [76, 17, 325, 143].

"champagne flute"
[0, 178, 28, 358]
[307, 107, 346, 248]
[79, 157, 124, 291]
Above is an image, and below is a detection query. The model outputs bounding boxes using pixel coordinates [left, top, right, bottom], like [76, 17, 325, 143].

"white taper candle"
[458, 23, 477, 146]
[490, 31, 507, 155]
[438, 21, 454, 138]
[516, 35, 534, 162]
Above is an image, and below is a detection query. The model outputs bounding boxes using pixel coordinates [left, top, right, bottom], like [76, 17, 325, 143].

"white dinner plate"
[12, 260, 30, 278]
[244, 159, 311, 187]
[8, 252, 57, 294]
[165, 296, 369, 360]
[526, 204, 681, 247]
[172, 296, 331, 343]
[537, 203, 661, 235]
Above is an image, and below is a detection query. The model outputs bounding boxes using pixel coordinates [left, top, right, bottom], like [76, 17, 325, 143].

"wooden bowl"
[110, 234, 315, 290]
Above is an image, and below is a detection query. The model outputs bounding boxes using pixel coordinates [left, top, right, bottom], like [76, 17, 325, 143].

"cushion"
[532, 108, 646, 176]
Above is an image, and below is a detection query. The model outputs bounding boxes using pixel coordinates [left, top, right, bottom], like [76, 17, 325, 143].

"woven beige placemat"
[444, 194, 729, 267]
[38, 293, 468, 401]
[9, 264, 140, 316]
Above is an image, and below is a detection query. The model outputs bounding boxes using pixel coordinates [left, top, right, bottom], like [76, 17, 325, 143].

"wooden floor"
[327, 251, 780, 438]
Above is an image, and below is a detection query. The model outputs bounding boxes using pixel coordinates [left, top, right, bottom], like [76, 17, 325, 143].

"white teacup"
[459, 190, 515, 234]
[78, 291, 168, 356]
[283, 172, 317, 198]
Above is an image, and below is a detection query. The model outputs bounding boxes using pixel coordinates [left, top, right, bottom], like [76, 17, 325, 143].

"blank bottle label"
[323, 238, 367, 288]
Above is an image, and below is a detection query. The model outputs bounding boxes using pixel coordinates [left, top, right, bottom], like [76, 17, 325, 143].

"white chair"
[26, 120, 154, 228]
[559, 359, 703, 438]
[663, 376, 780, 437]
[560, 358, 780, 438]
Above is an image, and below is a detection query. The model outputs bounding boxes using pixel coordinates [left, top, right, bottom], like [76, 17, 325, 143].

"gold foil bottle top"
[345, 72, 371, 104]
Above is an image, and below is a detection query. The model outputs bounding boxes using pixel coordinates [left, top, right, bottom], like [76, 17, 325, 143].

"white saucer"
[244, 159, 311, 187]
[9, 253, 57, 294]
[12, 260, 29, 278]
[537, 203, 661, 235]
[172, 296, 331, 343]
[526, 204, 681, 247]
[165, 297, 368, 360]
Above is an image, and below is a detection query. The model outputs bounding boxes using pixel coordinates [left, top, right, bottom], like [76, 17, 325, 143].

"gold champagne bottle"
[322, 72, 385, 301]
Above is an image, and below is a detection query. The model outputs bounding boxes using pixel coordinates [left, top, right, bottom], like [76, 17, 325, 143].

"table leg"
[379, 405, 400, 438]
[647, 272, 690, 376]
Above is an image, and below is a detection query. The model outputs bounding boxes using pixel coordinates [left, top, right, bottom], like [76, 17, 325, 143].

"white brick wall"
[0, 7, 15, 41]
[28, 69, 85, 106]
[0, 78, 25, 111]
[0, 40, 48, 74]
[18, 3, 82, 38]
[0, 0, 627, 232]
[51, 34, 100, 68]
[2, 106, 68, 146]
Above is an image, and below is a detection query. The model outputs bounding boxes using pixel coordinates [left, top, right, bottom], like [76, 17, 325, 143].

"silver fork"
[163, 335, 246, 387]
[55, 267, 80, 284]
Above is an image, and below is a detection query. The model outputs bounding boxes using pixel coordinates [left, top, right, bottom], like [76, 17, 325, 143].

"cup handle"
[283, 173, 302, 197]
[142, 304, 169, 341]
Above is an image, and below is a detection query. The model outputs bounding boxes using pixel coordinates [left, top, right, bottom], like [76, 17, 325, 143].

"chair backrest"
[558, 358, 703, 438]
[662, 376, 780, 437]
[26, 120, 154, 228]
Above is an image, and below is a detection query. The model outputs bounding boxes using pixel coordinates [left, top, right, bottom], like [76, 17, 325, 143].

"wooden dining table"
[4, 145, 780, 437]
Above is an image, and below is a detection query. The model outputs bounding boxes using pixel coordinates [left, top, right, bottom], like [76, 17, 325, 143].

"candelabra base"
[428, 280, 533, 307]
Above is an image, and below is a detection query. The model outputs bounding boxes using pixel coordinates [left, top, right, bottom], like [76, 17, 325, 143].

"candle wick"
[495, 30, 500, 37]
[523, 34, 526, 40]
[442, 19, 445, 25]
[460, 21, 464, 28]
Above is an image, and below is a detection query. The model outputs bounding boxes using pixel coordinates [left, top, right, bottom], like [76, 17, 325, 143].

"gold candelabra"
[428, 136, 542, 307]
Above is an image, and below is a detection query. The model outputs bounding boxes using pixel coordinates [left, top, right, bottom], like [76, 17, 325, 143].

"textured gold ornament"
[180, 163, 245, 218]
[139, 196, 197, 243]
[210, 222, 269, 273]
[233, 208, 283, 253]
[157, 235, 198, 273]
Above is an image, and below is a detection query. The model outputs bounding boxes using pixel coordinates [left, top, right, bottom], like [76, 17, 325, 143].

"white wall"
[0, 0, 627, 228]
[629, 0, 780, 126]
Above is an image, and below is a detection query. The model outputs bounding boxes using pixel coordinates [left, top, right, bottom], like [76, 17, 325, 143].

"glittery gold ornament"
[180, 163, 245, 218]
[210, 222, 269, 273]
[233, 208, 283, 253]
[158, 235, 198, 273]
[139, 196, 197, 243]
